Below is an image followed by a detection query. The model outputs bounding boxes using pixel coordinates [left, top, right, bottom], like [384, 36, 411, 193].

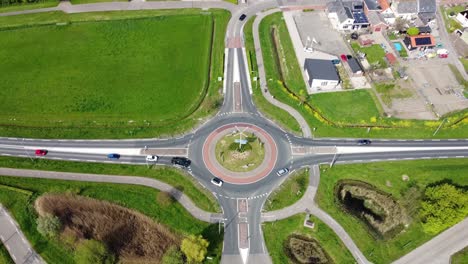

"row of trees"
[0, 0, 47, 6]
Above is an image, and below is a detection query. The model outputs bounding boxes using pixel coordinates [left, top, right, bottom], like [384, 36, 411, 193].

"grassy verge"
[0, 9, 229, 139]
[0, 0, 58, 13]
[258, 12, 468, 138]
[315, 158, 468, 263]
[375, 82, 413, 106]
[263, 214, 355, 263]
[264, 168, 308, 211]
[0, 176, 223, 264]
[451, 246, 468, 264]
[0, 156, 219, 212]
[440, 5, 465, 33]
[0, 244, 14, 264]
[70, 0, 125, 4]
[243, 15, 302, 134]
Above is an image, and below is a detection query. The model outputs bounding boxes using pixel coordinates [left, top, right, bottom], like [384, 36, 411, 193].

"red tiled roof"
[385, 53, 397, 64]
[378, 0, 390, 11]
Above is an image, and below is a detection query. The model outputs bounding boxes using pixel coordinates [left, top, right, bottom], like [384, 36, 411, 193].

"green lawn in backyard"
[264, 168, 308, 211]
[0, 156, 219, 212]
[263, 214, 355, 264]
[451, 246, 468, 264]
[310, 90, 381, 123]
[0, 10, 229, 139]
[0, 244, 13, 264]
[258, 12, 468, 138]
[0, 0, 58, 13]
[315, 158, 468, 263]
[351, 43, 387, 68]
[0, 176, 222, 264]
[244, 15, 302, 135]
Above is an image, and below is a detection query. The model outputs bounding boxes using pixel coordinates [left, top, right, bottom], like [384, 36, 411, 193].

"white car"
[145, 155, 159, 162]
[276, 168, 290, 177]
[211, 177, 223, 187]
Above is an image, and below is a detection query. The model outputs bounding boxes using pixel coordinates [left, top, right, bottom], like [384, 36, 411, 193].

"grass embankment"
[263, 214, 355, 263]
[258, 12, 468, 138]
[0, 9, 229, 139]
[452, 246, 468, 264]
[264, 168, 308, 211]
[0, 176, 223, 264]
[0, 156, 219, 213]
[315, 159, 468, 263]
[0, 244, 13, 264]
[0, 0, 58, 13]
[243, 15, 302, 135]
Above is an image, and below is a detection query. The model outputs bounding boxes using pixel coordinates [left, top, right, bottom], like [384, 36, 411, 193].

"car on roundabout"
[211, 177, 223, 187]
[145, 155, 159, 162]
[276, 167, 290, 176]
[171, 157, 191, 167]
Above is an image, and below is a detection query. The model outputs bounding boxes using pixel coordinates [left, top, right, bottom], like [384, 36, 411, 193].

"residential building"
[327, 0, 370, 31]
[456, 10, 468, 28]
[347, 57, 364, 75]
[392, 0, 418, 21]
[417, 0, 437, 24]
[368, 11, 389, 31]
[403, 34, 435, 50]
[303, 59, 341, 92]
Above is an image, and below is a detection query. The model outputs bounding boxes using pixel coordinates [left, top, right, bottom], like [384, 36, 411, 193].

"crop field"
[0, 10, 228, 138]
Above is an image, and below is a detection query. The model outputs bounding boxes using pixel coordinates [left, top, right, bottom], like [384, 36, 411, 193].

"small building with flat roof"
[303, 59, 341, 92]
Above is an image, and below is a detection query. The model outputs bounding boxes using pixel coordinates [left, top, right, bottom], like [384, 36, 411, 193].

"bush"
[36, 214, 61, 238]
[407, 27, 419, 36]
[162, 246, 184, 264]
[181, 235, 209, 263]
[75, 240, 115, 264]
[420, 184, 468, 234]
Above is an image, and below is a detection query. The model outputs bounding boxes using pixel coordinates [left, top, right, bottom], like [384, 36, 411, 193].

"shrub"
[407, 27, 419, 36]
[420, 184, 468, 234]
[36, 214, 61, 238]
[75, 240, 115, 264]
[181, 235, 209, 263]
[162, 246, 184, 264]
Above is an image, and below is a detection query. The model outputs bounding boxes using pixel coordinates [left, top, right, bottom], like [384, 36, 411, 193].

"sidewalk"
[0, 205, 44, 264]
[0, 168, 222, 223]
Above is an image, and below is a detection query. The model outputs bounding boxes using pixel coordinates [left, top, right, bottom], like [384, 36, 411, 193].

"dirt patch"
[284, 234, 333, 264]
[336, 180, 408, 239]
[35, 194, 180, 263]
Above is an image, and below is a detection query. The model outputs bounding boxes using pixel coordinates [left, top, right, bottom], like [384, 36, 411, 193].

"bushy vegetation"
[406, 27, 419, 36]
[285, 235, 332, 264]
[75, 240, 115, 264]
[0, 244, 14, 264]
[315, 159, 468, 263]
[181, 235, 209, 263]
[162, 246, 184, 264]
[420, 184, 468, 234]
[452, 246, 468, 264]
[0, 10, 229, 138]
[0, 0, 58, 13]
[36, 214, 61, 238]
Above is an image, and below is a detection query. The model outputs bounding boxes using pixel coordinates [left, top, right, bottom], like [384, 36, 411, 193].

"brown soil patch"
[35, 194, 180, 263]
[285, 234, 333, 264]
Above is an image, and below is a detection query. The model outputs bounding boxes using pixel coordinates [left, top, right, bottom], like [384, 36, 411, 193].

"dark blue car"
[107, 153, 120, 159]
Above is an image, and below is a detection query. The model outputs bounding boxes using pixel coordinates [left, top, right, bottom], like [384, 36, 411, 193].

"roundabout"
[202, 123, 278, 184]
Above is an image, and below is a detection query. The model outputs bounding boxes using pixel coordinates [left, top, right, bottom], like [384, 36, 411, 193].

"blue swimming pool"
[393, 42, 402, 51]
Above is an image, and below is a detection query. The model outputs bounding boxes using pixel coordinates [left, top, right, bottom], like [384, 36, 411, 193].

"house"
[417, 25, 432, 34]
[385, 53, 397, 64]
[403, 34, 435, 50]
[392, 0, 418, 20]
[327, 0, 370, 31]
[456, 10, 468, 28]
[417, 0, 437, 24]
[363, 0, 392, 14]
[368, 11, 389, 31]
[303, 59, 341, 91]
[347, 57, 364, 75]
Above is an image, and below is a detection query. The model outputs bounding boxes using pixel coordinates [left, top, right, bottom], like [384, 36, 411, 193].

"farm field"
[0, 10, 229, 138]
[315, 159, 468, 264]
[0, 176, 223, 264]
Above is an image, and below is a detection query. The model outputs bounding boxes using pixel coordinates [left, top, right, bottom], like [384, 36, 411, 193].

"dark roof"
[415, 36, 432, 45]
[304, 59, 340, 81]
[417, 26, 432, 33]
[364, 0, 380, 11]
[353, 12, 369, 24]
[397, 0, 417, 14]
[418, 0, 436, 14]
[347, 58, 363, 73]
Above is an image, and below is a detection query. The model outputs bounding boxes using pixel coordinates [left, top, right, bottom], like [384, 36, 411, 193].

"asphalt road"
[0, 1, 467, 264]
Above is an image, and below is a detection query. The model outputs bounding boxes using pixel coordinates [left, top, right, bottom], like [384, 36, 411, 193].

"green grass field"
[0, 156, 219, 212]
[264, 168, 308, 211]
[263, 214, 355, 264]
[0, 176, 223, 264]
[0, 10, 229, 138]
[315, 159, 468, 263]
[0, 244, 14, 264]
[452, 246, 468, 264]
[258, 12, 468, 138]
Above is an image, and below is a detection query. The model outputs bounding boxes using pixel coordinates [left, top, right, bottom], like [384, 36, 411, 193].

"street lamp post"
[251, 70, 258, 90]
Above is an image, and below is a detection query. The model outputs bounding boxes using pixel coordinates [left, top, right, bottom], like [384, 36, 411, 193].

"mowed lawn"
[0, 15, 212, 134]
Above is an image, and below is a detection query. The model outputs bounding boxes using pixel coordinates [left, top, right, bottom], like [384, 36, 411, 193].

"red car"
[35, 149, 48, 156]
[340, 54, 348, 62]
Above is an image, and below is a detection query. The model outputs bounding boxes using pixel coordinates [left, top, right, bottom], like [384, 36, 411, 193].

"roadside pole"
[433, 118, 446, 136]
[330, 145, 338, 168]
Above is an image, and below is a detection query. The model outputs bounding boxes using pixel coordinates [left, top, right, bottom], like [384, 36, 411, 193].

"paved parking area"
[293, 10, 351, 56]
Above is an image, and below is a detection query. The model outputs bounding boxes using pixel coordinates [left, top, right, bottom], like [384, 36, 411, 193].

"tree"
[181, 235, 209, 263]
[162, 246, 184, 264]
[420, 184, 468, 234]
[394, 17, 407, 32]
[36, 214, 61, 238]
[407, 27, 420, 36]
[75, 240, 115, 264]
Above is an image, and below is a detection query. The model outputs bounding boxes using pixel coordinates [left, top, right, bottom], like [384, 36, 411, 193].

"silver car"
[276, 168, 290, 176]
